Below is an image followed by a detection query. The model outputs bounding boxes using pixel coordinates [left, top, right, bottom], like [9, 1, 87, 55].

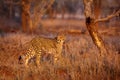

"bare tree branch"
[32, 0, 55, 29]
[95, 10, 120, 23]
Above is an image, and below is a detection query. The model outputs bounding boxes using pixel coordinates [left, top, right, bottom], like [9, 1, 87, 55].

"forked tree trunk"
[86, 17, 107, 54]
[83, 0, 107, 56]
[21, 0, 55, 33]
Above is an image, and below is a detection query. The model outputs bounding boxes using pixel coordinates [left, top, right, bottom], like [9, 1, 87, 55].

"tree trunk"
[21, 0, 33, 33]
[83, 0, 107, 56]
[86, 17, 107, 54]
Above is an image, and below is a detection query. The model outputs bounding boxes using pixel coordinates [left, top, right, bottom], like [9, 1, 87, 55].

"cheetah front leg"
[24, 58, 29, 67]
[36, 51, 41, 67]
[54, 54, 60, 64]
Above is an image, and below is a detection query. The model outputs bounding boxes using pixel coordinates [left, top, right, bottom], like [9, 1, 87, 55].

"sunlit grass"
[0, 32, 120, 80]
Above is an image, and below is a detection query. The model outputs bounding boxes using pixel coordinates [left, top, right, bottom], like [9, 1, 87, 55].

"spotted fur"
[19, 34, 66, 67]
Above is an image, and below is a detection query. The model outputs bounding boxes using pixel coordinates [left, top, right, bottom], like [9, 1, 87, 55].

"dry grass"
[0, 18, 120, 80]
[0, 31, 120, 80]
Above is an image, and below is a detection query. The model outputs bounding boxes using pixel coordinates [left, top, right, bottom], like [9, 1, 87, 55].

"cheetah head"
[56, 34, 66, 44]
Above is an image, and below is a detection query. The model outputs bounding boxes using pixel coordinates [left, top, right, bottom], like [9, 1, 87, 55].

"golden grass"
[0, 32, 120, 80]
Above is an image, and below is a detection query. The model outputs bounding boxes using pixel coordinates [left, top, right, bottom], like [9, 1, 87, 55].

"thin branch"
[95, 10, 120, 23]
[32, 0, 55, 27]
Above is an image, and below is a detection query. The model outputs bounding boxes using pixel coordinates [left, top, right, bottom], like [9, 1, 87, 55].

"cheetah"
[19, 34, 66, 67]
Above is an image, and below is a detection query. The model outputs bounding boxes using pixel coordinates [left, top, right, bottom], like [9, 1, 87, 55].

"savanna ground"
[0, 17, 120, 80]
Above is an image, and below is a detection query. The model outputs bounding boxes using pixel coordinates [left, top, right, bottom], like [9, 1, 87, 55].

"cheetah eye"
[57, 40, 61, 43]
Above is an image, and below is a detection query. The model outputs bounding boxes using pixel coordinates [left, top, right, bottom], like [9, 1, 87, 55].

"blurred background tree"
[0, 0, 119, 33]
[31, 0, 55, 32]
[21, 0, 55, 33]
[21, 0, 32, 32]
